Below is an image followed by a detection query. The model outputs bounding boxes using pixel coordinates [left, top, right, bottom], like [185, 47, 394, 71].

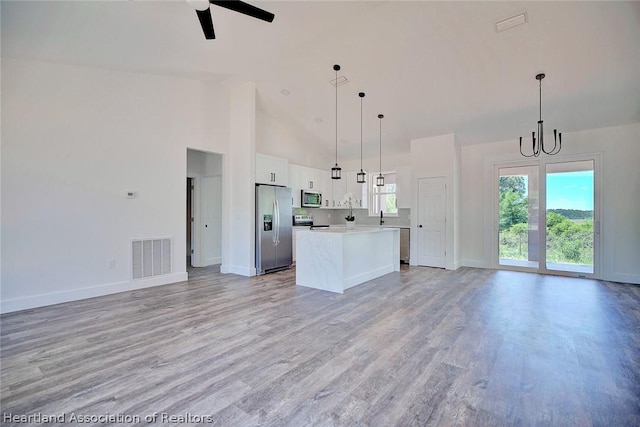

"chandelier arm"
[519, 136, 536, 157]
[543, 129, 561, 155]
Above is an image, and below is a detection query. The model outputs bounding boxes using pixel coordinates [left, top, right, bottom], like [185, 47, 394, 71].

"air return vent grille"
[131, 238, 172, 279]
[495, 12, 527, 32]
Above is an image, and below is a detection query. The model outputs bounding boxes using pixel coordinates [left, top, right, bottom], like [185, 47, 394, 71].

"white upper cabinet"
[288, 164, 302, 207]
[396, 167, 412, 209]
[320, 172, 333, 209]
[299, 166, 322, 192]
[256, 153, 288, 186]
[289, 164, 325, 207]
[346, 171, 368, 209]
[317, 171, 369, 209]
[332, 176, 348, 208]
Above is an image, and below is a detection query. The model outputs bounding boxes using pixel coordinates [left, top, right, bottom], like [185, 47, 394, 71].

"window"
[370, 172, 398, 216]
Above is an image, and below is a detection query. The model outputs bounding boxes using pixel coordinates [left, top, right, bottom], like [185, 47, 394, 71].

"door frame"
[492, 153, 602, 278]
[186, 148, 224, 270]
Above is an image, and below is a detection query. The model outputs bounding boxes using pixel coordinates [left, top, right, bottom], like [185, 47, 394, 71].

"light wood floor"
[2, 266, 639, 426]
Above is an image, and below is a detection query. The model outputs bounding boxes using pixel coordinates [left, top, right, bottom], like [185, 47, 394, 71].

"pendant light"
[520, 73, 562, 157]
[357, 92, 366, 184]
[331, 64, 342, 179]
[376, 114, 385, 187]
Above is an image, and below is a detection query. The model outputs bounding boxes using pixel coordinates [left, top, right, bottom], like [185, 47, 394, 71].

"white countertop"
[297, 226, 399, 234]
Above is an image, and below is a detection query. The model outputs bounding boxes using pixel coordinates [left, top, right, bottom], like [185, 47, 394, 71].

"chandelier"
[520, 73, 562, 157]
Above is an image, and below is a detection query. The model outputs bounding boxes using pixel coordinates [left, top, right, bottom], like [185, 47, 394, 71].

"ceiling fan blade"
[195, 8, 216, 39]
[210, 1, 275, 23]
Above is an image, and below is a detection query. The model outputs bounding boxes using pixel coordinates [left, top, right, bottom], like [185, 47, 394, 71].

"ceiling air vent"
[495, 12, 527, 32]
[330, 76, 349, 87]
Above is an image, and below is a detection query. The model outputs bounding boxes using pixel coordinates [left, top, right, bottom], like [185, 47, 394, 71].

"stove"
[293, 214, 313, 226]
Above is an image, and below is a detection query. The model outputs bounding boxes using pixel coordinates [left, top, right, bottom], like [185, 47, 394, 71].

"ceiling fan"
[188, 0, 275, 40]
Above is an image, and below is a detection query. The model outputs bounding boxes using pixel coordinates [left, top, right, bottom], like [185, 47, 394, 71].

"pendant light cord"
[379, 116, 382, 175]
[360, 95, 363, 171]
[335, 67, 338, 165]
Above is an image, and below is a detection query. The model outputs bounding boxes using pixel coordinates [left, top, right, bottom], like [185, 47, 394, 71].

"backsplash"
[294, 208, 411, 227]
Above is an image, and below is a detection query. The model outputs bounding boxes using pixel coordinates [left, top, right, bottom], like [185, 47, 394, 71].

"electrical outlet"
[108, 259, 116, 269]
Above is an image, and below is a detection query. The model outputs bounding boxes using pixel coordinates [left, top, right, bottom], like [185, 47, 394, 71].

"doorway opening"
[186, 148, 223, 270]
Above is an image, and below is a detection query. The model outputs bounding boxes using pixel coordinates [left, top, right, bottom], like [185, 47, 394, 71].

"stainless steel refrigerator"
[256, 184, 293, 275]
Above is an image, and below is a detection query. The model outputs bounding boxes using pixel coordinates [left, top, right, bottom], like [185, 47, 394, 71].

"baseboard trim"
[344, 265, 395, 290]
[203, 256, 222, 267]
[446, 261, 461, 271]
[603, 272, 640, 285]
[461, 259, 488, 268]
[220, 264, 256, 277]
[0, 272, 188, 314]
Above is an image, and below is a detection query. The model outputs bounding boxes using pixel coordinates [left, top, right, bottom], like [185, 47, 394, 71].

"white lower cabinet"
[292, 228, 296, 262]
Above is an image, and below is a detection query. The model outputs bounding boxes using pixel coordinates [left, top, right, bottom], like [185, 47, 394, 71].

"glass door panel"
[545, 160, 595, 274]
[498, 166, 539, 269]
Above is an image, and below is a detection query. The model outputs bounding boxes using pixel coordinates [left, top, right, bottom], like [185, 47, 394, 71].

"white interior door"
[201, 176, 222, 266]
[417, 177, 446, 268]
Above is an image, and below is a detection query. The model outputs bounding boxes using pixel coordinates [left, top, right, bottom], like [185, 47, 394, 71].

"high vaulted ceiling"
[2, 1, 639, 161]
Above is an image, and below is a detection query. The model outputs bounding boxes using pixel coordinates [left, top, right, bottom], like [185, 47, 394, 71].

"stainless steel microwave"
[301, 190, 322, 208]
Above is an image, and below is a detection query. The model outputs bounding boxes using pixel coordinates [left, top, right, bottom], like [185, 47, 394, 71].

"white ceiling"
[2, 1, 639, 161]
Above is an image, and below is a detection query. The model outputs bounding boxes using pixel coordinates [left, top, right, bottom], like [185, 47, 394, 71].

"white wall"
[339, 151, 412, 175]
[460, 122, 640, 284]
[256, 109, 332, 169]
[1, 58, 229, 312]
[221, 82, 256, 276]
[187, 149, 223, 177]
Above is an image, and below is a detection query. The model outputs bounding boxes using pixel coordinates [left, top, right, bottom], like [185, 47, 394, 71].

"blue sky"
[546, 171, 594, 210]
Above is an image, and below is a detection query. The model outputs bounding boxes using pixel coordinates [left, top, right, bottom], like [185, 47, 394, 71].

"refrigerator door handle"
[272, 200, 277, 245]
[273, 199, 280, 245]
[277, 199, 281, 245]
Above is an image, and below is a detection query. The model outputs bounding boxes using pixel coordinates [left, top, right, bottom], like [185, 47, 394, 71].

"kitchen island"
[295, 226, 400, 293]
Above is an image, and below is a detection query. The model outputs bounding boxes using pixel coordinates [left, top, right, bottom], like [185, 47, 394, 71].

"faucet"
[380, 210, 384, 226]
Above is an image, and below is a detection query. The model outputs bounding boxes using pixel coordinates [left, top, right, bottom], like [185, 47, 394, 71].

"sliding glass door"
[495, 156, 599, 277]
[498, 166, 539, 269]
[544, 160, 595, 274]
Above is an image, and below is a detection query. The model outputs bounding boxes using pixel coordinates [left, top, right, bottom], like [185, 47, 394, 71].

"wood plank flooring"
[2, 266, 640, 426]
